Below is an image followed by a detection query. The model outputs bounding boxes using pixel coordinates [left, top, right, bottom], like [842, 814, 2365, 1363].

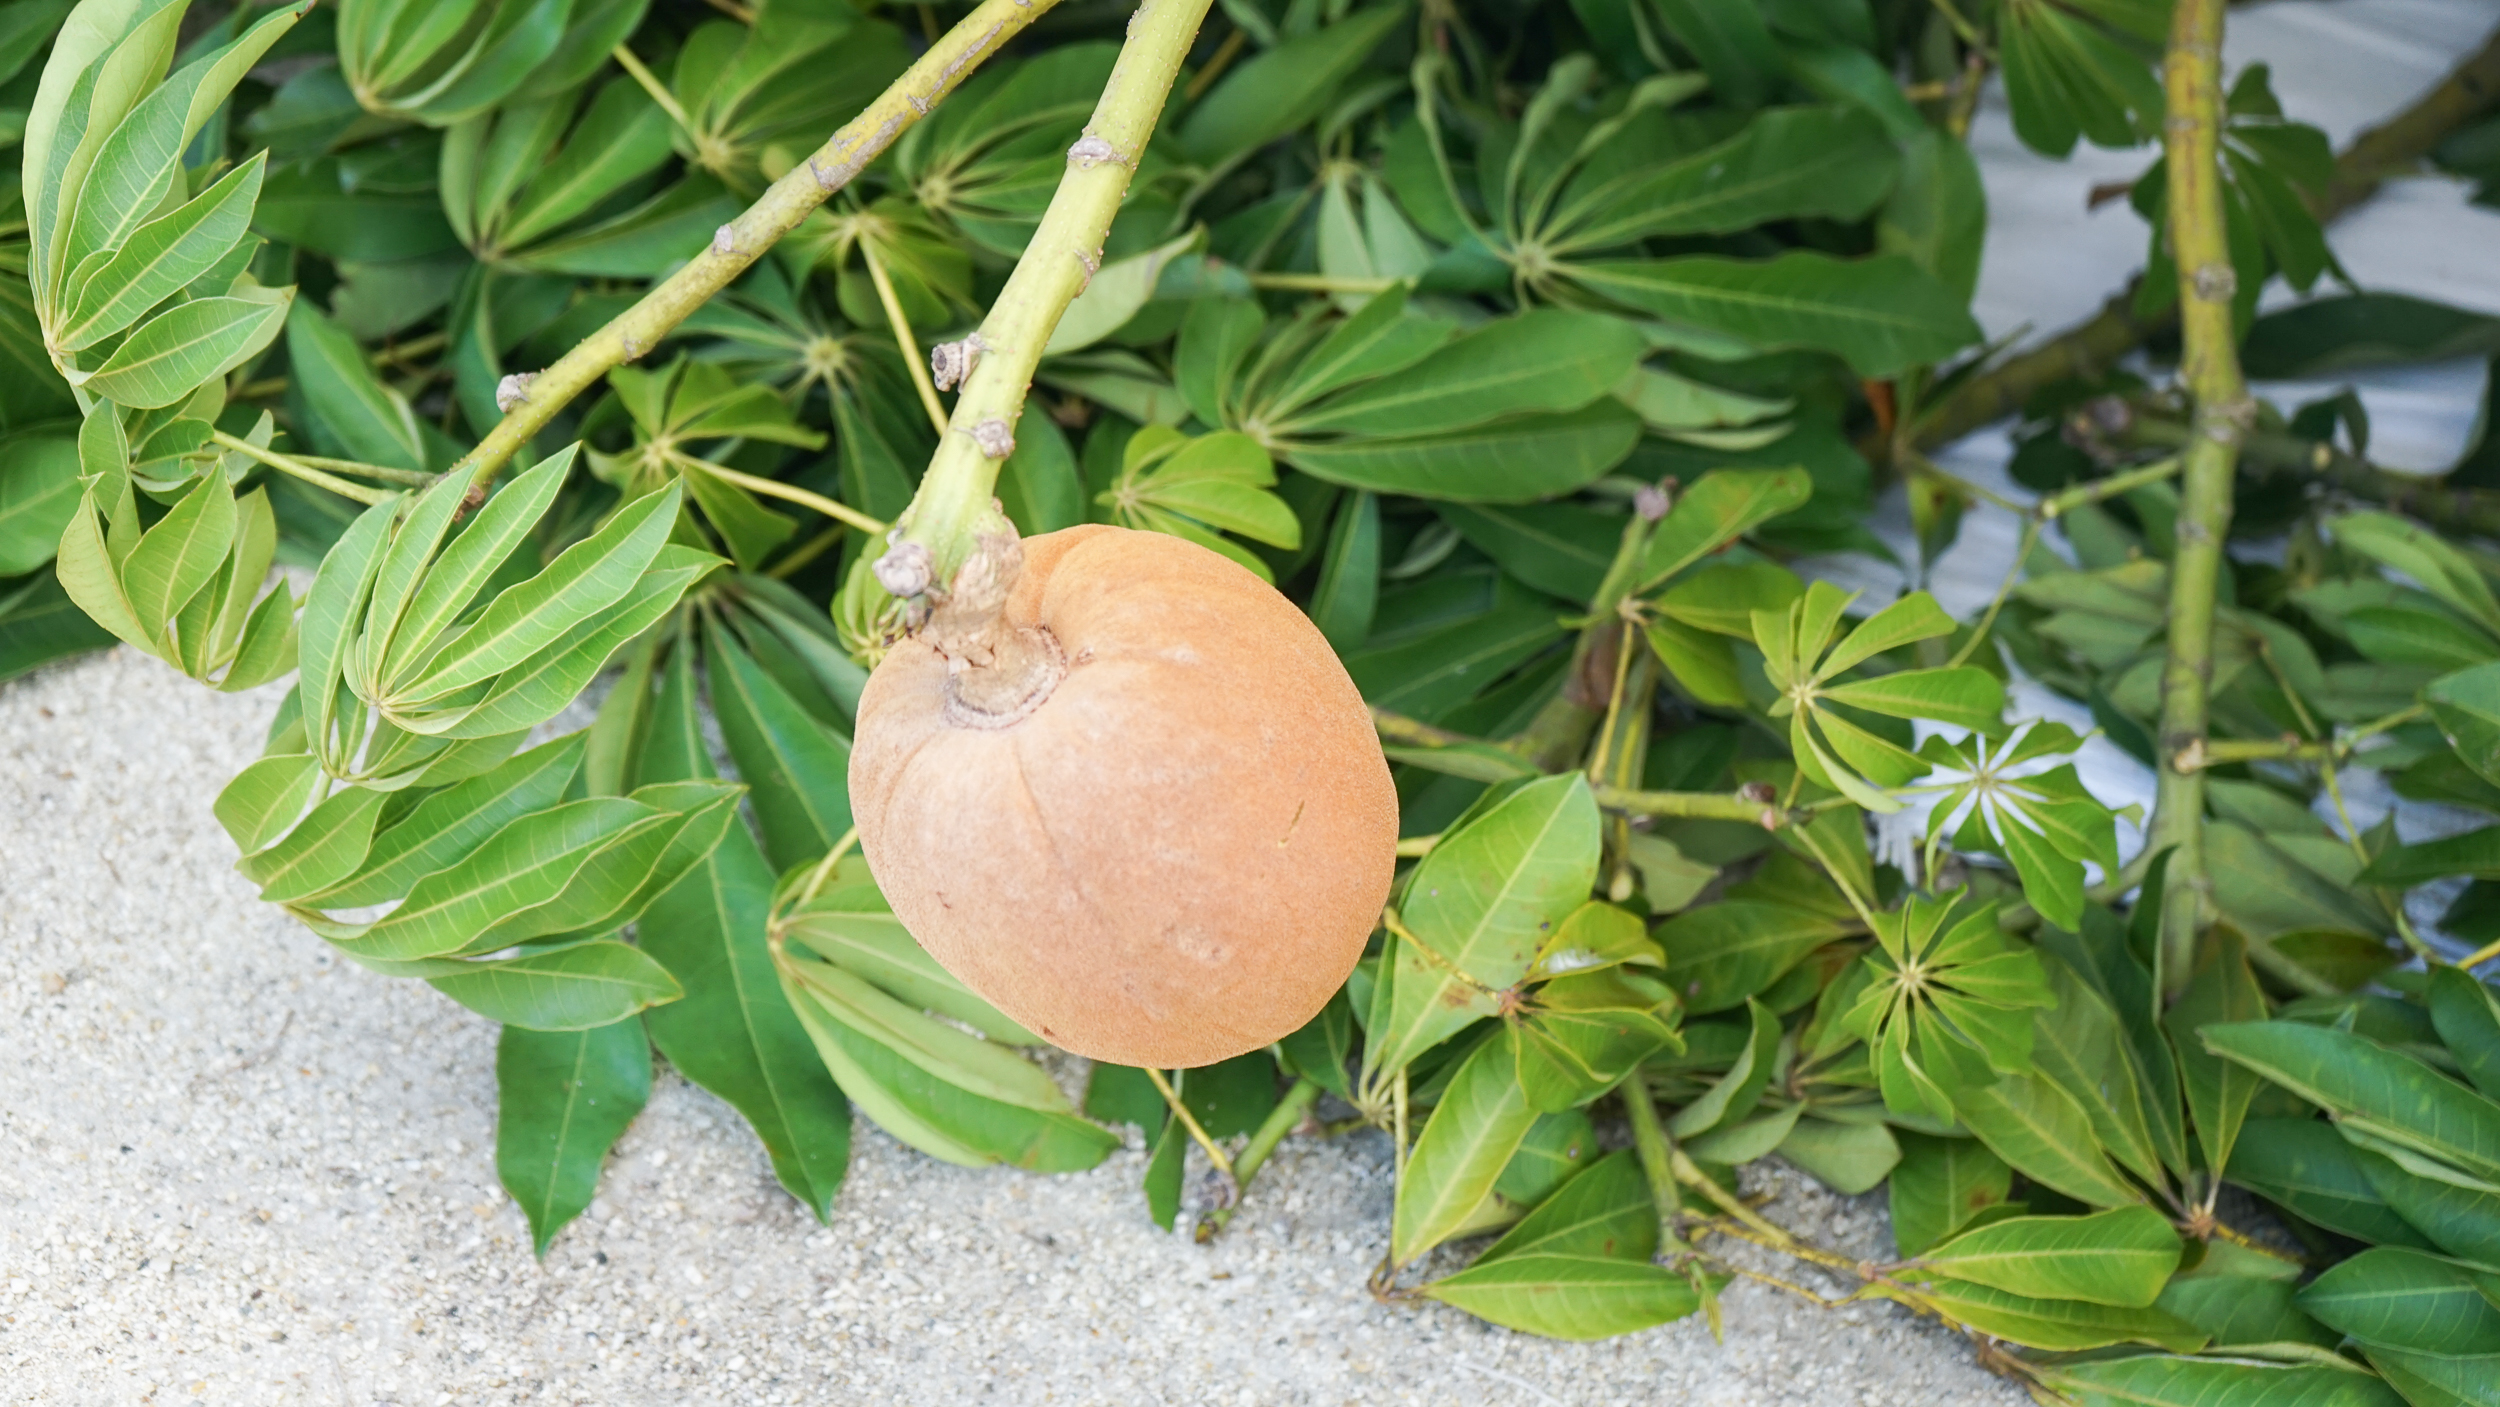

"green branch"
[452, 0, 1062, 501]
[884, 0, 1218, 587]
[2146, 0, 2249, 997]
[1913, 22, 2500, 450]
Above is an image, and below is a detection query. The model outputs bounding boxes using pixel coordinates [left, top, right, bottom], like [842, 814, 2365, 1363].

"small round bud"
[873, 541, 935, 599]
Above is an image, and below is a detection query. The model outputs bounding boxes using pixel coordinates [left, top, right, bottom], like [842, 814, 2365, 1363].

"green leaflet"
[2033, 1356, 2406, 1407]
[634, 646, 852, 1219]
[1480, 1149, 1656, 1262]
[1888, 1132, 2013, 1257]
[781, 952, 1117, 1172]
[1393, 1028, 1541, 1265]
[428, 942, 683, 1031]
[1420, 1256, 1708, 1341]
[1566, 252, 1983, 378]
[1893, 1278, 2206, 1353]
[1911, 1206, 2182, 1309]
[1365, 773, 1600, 1082]
[778, 873, 1037, 1046]
[496, 1018, 652, 1257]
[395, 481, 681, 700]
[2203, 1021, 2500, 1185]
[2297, 1247, 2500, 1356]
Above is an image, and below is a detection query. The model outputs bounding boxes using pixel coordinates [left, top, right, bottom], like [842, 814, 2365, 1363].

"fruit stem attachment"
[916, 532, 1068, 724]
[880, 0, 1217, 591]
[450, 0, 1060, 499]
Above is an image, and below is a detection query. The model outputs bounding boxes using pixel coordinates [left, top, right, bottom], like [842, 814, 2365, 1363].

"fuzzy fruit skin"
[850, 525, 1397, 1069]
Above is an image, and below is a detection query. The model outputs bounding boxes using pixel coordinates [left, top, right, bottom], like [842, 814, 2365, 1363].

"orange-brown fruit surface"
[850, 524, 1397, 1069]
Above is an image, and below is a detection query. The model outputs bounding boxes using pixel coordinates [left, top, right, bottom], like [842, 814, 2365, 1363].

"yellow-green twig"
[453, 0, 1061, 500]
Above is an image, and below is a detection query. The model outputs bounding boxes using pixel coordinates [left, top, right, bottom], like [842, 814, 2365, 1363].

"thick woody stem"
[2147, 0, 2248, 998]
[882, 0, 1217, 590]
[451, 0, 1060, 500]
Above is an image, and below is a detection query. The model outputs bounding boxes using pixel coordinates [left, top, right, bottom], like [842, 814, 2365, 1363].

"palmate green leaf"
[1308, 489, 1381, 651]
[2033, 954, 2167, 1187]
[2351, 1142, 2500, 1265]
[1888, 1132, 2013, 1257]
[2344, 605, 2499, 672]
[1896, 1278, 2205, 1353]
[2202, 1022, 2500, 1185]
[635, 647, 851, 1219]
[489, 77, 675, 253]
[1281, 310, 1645, 439]
[1393, 1028, 1542, 1265]
[1366, 773, 1599, 1081]
[1775, 1116, 1902, 1195]
[53, 0, 302, 277]
[469, 781, 744, 952]
[1513, 968, 1682, 1112]
[2360, 826, 2500, 886]
[2000, 0, 2165, 158]
[56, 152, 264, 351]
[1566, 252, 1982, 379]
[119, 469, 234, 649]
[426, 941, 684, 1031]
[1913, 1206, 2181, 1309]
[2296, 1248, 2500, 1355]
[495, 1018, 651, 1258]
[2033, 1355, 2406, 1407]
[396, 482, 680, 702]
[1278, 989, 1357, 1099]
[27, 1, 188, 302]
[1421, 1255, 1707, 1341]
[1546, 106, 1898, 252]
[1256, 288, 1456, 424]
[1281, 402, 1644, 503]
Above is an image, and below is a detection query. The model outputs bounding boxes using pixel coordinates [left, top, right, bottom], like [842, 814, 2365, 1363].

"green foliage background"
[9, 0, 2500, 1397]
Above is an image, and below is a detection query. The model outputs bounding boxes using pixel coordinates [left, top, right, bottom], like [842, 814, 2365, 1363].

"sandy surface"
[0, 646, 2024, 1406]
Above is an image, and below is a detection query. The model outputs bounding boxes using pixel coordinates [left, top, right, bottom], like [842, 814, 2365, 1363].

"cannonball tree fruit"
[851, 524, 1398, 1069]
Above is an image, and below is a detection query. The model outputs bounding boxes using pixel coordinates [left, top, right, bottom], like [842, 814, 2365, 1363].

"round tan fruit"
[850, 524, 1397, 1069]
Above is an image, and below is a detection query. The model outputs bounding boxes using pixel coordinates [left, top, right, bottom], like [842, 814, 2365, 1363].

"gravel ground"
[0, 646, 2026, 1406]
